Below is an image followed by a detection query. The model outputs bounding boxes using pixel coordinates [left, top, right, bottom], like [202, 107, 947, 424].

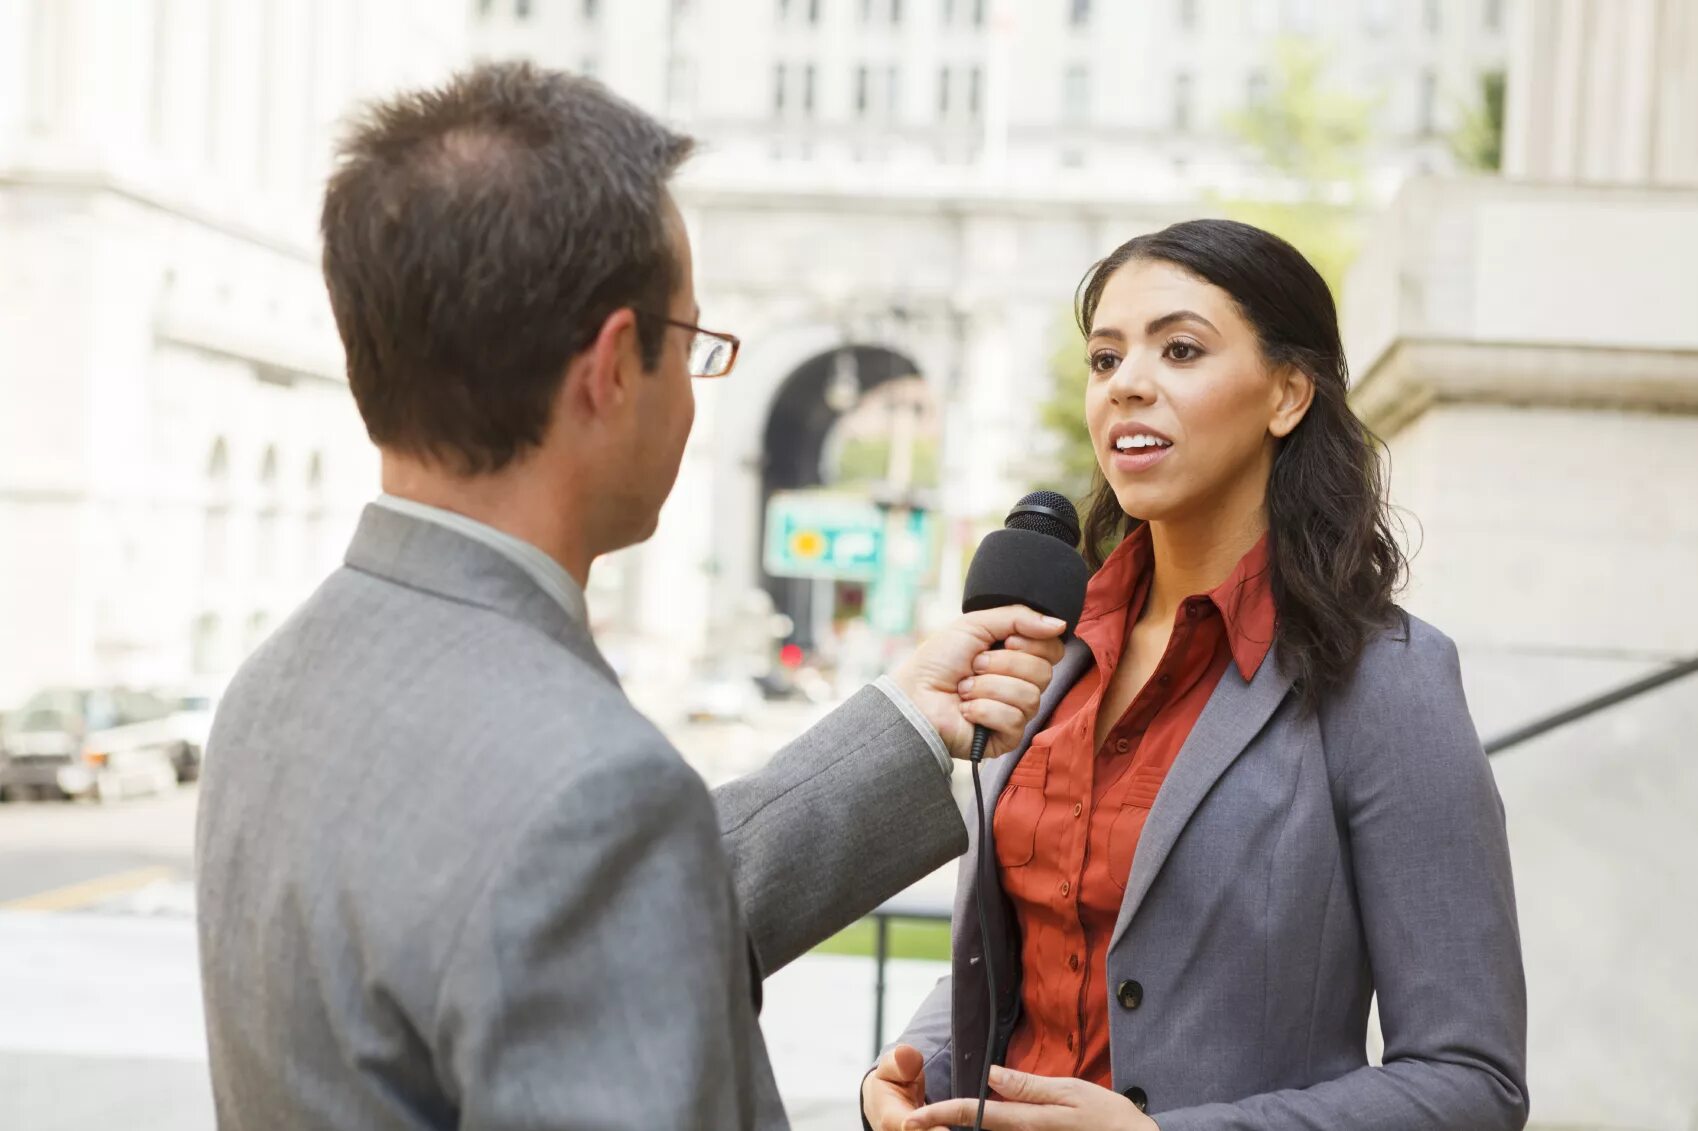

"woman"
[862, 220, 1527, 1131]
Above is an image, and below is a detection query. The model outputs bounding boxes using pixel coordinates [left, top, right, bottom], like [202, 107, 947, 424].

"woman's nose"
[1107, 353, 1157, 403]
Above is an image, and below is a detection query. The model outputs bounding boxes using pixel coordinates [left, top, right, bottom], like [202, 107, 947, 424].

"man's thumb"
[880, 1043, 925, 1082]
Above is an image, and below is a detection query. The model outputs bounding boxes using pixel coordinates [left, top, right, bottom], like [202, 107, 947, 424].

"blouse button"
[1115, 738, 1131, 753]
[1072, 802, 1083, 818]
[1059, 880, 1071, 897]
[1068, 953, 1080, 971]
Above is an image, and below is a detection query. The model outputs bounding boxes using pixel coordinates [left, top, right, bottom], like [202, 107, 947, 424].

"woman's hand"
[862, 1045, 929, 1131]
[901, 1065, 1159, 1130]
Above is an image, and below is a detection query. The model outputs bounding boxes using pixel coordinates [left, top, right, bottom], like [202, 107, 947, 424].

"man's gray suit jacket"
[195, 504, 967, 1129]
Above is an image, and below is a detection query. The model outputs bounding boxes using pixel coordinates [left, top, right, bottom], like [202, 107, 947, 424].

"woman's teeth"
[1115, 435, 1172, 451]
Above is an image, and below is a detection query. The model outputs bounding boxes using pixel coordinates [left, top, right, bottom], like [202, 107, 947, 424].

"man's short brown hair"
[321, 61, 694, 474]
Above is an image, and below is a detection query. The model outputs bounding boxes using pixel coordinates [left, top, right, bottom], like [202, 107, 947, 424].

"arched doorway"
[759, 344, 939, 657]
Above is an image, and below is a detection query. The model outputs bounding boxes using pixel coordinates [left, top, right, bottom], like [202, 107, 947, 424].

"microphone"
[958, 491, 1089, 1131]
[962, 490, 1091, 764]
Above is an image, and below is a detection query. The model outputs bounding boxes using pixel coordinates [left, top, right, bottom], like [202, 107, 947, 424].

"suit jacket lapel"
[981, 636, 1095, 807]
[1108, 652, 1294, 953]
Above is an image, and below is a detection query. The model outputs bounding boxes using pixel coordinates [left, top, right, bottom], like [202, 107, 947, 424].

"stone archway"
[758, 343, 929, 651]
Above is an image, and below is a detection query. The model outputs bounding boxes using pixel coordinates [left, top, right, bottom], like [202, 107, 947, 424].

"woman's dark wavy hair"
[1075, 219, 1406, 710]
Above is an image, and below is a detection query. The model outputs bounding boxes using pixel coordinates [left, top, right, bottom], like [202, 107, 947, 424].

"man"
[195, 62, 1065, 1129]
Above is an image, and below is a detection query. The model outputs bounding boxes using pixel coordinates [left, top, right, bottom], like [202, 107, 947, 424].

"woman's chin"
[1111, 488, 1173, 525]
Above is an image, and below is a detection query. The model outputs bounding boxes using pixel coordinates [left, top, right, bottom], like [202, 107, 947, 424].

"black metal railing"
[1484, 654, 1698, 756]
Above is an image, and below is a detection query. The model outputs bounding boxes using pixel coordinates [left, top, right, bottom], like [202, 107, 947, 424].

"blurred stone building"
[1344, 1, 1698, 1125]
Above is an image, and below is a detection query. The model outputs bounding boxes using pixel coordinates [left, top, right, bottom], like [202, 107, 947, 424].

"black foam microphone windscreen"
[962, 492, 1091, 632]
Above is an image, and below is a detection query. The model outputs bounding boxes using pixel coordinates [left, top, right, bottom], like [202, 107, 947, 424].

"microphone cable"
[968, 726, 996, 1131]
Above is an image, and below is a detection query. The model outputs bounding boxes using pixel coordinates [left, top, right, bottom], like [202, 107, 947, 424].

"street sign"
[764, 492, 888, 581]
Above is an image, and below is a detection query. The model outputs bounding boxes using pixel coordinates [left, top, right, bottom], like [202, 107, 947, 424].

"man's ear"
[571, 307, 642, 417]
[1268, 362, 1316, 439]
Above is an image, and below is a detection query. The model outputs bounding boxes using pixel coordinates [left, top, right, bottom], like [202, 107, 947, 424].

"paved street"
[0, 702, 952, 1129]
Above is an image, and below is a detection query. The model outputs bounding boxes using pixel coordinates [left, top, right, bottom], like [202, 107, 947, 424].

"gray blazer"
[195, 505, 967, 1129]
[890, 617, 1529, 1130]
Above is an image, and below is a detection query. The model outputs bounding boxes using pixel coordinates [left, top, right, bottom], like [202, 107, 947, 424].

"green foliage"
[1449, 70, 1506, 173]
[832, 436, 940, 488]
[1217, 38, 1374, 297]
[1038, 315, 1097, 501]
[812, 916, 952, 961]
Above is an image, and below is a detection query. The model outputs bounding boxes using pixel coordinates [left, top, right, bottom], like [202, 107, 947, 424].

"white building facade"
[0, 0, 469, 706]
[469, 0, 1509, 703]
[1343, 2, 1698, 1125]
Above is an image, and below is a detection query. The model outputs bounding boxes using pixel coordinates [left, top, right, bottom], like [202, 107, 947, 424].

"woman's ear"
[1269, 363, 1316, 439]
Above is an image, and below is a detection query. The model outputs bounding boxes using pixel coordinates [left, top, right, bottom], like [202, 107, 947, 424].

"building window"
[584, 0, 599, 18]
[1178, 0, 1199, 30]
[1070, 0, 1091, 27]
[1484, 0, 1502, 31]
[1247, 68, 1269, 107]
[1417, 69, 1437, 134]
[891, 0, 903, 24]
[809, 0, 822, 23]
[1063, 64, 1089, 122]
[967, 65, 982, 117]
[515, 0, 531, 17]
[803, 64, 817, 116]
[938, 66, 952, 117]
[942, 0, 955, 23]
[886, 65, 900, 119]
[855, 65, 870, 116]
[773, 63, 787, 115]
[1423, 0, 1439, 33]
[973, 0, 985, 27]
[860, 0, 873, 22]
[1173, 71, 1193, 130]
[478, 0, 494, 15]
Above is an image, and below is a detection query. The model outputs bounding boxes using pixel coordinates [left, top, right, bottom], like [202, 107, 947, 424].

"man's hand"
[862, 1044, 928, 1131]
[890, 606, 1067, 761]
[901, 1066, 1158, 1130]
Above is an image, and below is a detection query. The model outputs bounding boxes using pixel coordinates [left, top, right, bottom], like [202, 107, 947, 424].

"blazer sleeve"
[1156, 626, 1529, 1131]
[713, 684, 968, 975]
[434, 751, 759, 1130]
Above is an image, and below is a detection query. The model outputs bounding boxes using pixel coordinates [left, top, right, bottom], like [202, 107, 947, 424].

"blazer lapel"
[981, 636, 1095, 806]
[1108, 652, 1295, 953]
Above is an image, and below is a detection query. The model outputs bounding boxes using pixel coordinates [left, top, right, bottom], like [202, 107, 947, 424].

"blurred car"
[153, 677, 229, 783]
[0, 687, 186, 802]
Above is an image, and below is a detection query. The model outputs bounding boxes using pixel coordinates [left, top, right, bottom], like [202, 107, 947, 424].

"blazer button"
[1116, 979, 1144, 1010]
[1123, 1086, 1148, 1112]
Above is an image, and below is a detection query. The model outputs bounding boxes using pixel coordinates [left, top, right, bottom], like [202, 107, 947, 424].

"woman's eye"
[1164, 340, 1202, 362]
[1089, 352, 1120, 374]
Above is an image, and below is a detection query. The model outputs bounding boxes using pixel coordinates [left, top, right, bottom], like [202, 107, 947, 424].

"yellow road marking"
[0, 866, 178, 912]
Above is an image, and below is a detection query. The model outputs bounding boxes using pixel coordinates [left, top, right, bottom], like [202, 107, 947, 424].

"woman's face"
[1084, 258, 1312, 526]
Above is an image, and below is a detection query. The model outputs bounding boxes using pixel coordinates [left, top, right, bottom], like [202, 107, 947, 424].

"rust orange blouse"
[994, 523, 1277, 1087]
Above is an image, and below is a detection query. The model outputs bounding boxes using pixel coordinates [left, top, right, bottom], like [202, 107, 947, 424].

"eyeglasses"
[647, 314, 741, 379]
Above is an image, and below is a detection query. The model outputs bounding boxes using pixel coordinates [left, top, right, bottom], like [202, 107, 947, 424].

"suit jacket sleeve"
[1155, 629, 1529, 1131]
[435, 751, 760, 1130]
[713, 684, 969, 975]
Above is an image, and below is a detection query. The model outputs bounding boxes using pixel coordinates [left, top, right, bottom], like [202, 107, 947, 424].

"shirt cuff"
[873, 676, 953, 777]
